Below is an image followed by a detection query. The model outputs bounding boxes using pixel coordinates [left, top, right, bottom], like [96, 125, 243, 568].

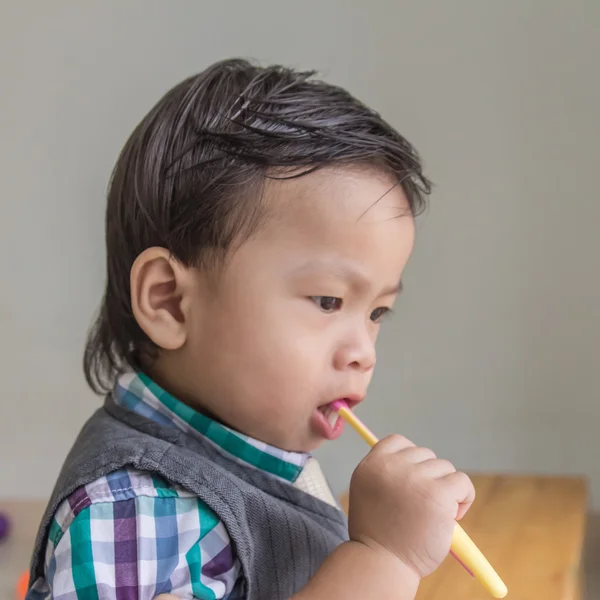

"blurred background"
[0, 0, 598, 516]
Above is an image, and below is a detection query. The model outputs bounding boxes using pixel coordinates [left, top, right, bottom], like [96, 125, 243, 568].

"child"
[28, 59, 474, 600]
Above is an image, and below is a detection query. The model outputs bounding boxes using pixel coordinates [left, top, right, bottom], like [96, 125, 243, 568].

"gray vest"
[30, 396, 349, 599]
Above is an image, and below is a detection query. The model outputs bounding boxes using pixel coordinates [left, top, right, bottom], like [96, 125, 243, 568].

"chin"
[282, 438, 321, 454]
[302, 436, 326, 454]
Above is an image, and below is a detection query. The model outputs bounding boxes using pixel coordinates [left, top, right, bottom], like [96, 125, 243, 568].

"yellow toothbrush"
[331, 400, 508, 599]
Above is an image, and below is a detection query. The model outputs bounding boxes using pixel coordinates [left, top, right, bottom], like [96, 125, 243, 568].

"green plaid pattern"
[118, 371, 307, 482]
[29, 371, 311, 600]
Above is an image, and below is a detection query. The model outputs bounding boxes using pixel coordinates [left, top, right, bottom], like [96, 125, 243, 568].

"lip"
[311, 408, 345, 440]
[338, 395, 364, 410]
[312, 395, 365, 440]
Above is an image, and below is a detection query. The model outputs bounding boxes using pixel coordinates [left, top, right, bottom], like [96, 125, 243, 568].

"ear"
[130, 247, 194, 351]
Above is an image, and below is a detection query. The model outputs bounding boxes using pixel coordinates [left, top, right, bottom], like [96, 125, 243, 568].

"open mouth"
[313, 397, 362, 441]
[318, 403, 340, 428]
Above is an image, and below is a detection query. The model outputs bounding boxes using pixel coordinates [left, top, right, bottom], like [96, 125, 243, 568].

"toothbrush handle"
[335, 405, 507, 598]
[452, 523, 507, 598]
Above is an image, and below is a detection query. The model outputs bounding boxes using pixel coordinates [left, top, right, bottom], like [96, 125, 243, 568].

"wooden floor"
[341, 474, 588, 600]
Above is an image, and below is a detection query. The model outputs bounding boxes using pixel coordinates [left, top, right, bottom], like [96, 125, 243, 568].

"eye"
[311, 296, 343, 313]
[370, 306, 391, 322]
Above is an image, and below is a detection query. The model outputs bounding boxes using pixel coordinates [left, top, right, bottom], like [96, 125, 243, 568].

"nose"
[333, 327, 376, 373]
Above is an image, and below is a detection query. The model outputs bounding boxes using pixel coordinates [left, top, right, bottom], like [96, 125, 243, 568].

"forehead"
[268, 166, 410, 219]
[257, 167, 415, 267]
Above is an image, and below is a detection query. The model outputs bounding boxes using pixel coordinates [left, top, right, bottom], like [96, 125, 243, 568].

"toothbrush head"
[331, 399, 349, 412]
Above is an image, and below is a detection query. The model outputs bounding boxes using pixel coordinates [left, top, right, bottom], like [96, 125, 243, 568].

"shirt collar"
[113, 371, 308, 482]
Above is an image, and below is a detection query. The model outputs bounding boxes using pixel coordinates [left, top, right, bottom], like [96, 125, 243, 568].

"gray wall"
[1, 2, 599, 507]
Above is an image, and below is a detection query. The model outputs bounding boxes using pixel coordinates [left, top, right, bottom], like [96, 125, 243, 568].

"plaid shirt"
[32, 372, 313, 600]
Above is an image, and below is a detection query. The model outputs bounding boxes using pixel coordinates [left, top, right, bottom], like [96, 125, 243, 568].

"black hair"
[84, 58, 431, 393]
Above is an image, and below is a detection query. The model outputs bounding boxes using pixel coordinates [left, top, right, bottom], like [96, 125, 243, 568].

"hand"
[348, 434, 475, 578]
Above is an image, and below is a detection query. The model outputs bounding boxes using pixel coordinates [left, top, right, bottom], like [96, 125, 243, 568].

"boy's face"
[156, 167, 415, 452]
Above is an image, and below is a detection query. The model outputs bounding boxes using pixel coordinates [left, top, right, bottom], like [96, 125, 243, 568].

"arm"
[46, 493, 242, 600]
[154, 543, 418, 600]
[291, 541, 420, 600]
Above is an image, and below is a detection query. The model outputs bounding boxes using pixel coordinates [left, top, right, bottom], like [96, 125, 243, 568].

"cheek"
[229, 292, 324, 358]
[199, 297, 323, 391]
[191, 269, 332, 408]
[237, 324, 328, 416]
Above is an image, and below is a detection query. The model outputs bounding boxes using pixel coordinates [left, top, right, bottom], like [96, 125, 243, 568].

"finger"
[441, 471, 476, 520]
[416, 458, 456, 477]
[398, 446, 437, 464]
[373, 434, 416, 455]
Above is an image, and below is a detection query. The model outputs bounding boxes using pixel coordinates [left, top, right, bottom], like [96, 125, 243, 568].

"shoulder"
[50, 467, 198, 539]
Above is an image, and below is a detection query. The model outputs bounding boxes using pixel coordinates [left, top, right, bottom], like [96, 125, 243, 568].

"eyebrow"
[291, 259, 403, 296]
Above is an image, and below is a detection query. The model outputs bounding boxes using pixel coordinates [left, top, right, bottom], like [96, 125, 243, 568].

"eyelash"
[312, 296, 342, 313]
[370, 306, 392, 322]
[310, 297, 392, 323]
